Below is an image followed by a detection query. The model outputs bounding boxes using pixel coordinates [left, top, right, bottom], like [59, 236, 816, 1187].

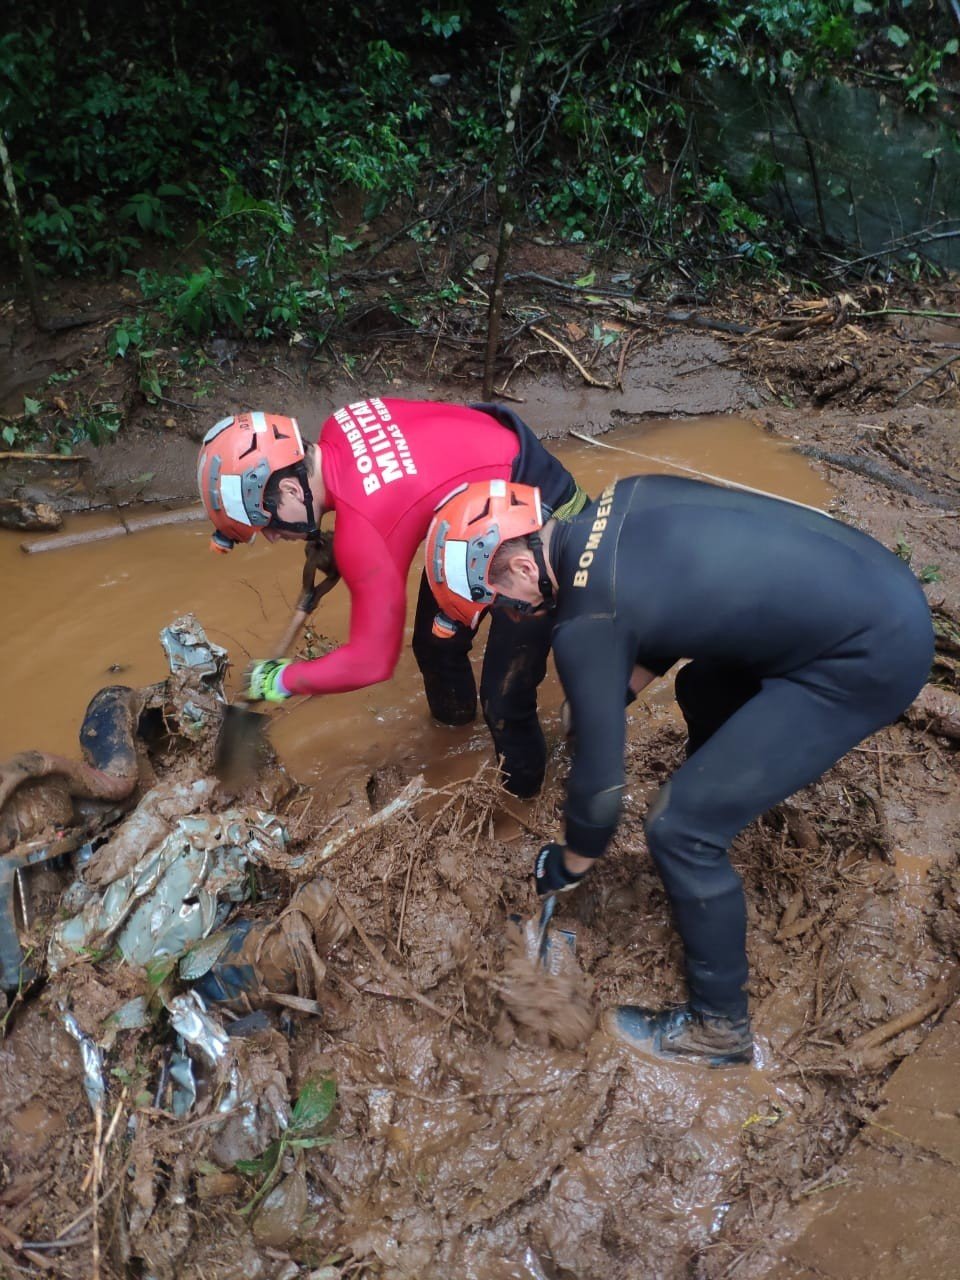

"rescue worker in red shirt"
[197, 399, 587, 797]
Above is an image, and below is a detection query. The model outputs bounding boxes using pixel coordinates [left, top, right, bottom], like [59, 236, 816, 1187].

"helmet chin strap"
[530, 531, 555, 610]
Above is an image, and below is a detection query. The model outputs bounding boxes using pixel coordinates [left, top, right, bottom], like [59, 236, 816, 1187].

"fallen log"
[20, 504, 206, 553]
[796, 445, 960, 509]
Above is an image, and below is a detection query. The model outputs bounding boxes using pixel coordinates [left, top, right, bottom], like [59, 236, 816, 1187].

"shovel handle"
[273, 570, 340, 659]
[273, 607, 310, 660]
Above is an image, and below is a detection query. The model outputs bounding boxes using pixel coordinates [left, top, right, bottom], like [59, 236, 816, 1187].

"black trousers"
[411, 573, 551, 798]
[646, 607, 932, 1022]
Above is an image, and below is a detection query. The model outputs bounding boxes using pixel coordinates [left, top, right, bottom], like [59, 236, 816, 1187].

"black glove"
[534, 842, 588, 897]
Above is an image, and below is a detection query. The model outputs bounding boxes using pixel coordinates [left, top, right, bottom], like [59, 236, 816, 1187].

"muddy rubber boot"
[603, 1003, 753, 1067]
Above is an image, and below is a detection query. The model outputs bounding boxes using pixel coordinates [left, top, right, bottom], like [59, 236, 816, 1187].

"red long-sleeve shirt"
[282, 398, 519, 696]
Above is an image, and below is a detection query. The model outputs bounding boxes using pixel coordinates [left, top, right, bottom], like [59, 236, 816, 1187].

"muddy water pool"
[0, 415, 831, 791]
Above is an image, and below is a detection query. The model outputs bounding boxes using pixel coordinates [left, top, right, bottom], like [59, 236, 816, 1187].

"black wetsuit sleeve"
[553, 617, 634, 858]
[470, 402, 581, 514]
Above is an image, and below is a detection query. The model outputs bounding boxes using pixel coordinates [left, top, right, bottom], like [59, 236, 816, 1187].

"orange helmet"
[425, 479, 547, 632]
[197, 412, 316, 551]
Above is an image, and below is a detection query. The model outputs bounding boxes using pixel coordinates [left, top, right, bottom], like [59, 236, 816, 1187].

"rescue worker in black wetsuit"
[424, 474, 934, 1067]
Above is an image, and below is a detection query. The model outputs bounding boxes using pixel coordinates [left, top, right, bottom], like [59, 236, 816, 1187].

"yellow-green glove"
[241, 658, 292, 703]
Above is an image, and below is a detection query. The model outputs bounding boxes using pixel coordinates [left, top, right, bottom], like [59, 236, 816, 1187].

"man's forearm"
[282, 640, 400, 695]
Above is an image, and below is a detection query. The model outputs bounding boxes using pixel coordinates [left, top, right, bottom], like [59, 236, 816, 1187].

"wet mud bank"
[0, 333, 958, 1278]
[760, 998, 960, 1280]
[2, 680, 957, 1280]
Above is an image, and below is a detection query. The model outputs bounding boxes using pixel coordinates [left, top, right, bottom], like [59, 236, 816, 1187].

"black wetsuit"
[550, 474, 934, 1021]
[412, 404, 587, 797]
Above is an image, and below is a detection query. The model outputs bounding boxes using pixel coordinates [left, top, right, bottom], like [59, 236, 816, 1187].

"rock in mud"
[906, 682, 960, 739]
[251, 1169, 309, 1247]
[0, 496, 62, 531]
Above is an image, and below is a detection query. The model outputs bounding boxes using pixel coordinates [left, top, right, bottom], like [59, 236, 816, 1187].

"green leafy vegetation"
[894, 533, 943, 584]
[235, 1074, 337, 1214]
[0, 2, 956, 377]
[1, 390, 122, 452]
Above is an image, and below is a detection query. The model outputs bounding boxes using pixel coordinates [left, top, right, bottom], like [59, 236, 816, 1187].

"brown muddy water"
[0, 415, 830, 796]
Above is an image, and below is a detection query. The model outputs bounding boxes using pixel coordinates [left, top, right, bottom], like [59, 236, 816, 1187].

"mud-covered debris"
[0, 815, 128, 990]
[105, 994, 150, 1036]
[208, 1039, 292, 1166]
[516, 1248, 552, 1280]
[190, 875, 351, 1008]
[195, 1170, 242, 1200]
[0, 770, 73, 854]
[168, 990, 230, 1064]
[905, 682, 960, 739]
[83, 776, 218, 885]
[0, 616, 238, 994]
[495, 918, 597, 1050]
[0, 684, 140, 842]
[169, 1046, 198, 1114]
[251, 1169, 308, 1247]
[49, 808, 286, 970]
[62, 1007, 106, 1111]
[229, 1073, 335, 1249]
[0, 449, 92, 506]
[0, 495, 62, 531]
[160, 616, 228, 684]
[166, 991, 232, 1115]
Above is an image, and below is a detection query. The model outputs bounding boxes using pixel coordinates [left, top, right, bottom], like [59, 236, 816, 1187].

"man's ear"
[511, 550, 540, 585]
[277, 475, 304, 502]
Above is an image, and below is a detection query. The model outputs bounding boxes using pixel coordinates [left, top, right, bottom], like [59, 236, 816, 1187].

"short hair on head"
[264, 440, 315, 505]
[489, 534, 533, 586]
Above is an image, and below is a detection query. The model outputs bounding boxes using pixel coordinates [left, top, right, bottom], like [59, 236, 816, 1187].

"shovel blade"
[215, 704, 269, 786]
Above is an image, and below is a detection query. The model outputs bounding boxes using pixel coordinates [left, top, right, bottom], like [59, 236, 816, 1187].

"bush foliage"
[1, 0, 956, 345]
